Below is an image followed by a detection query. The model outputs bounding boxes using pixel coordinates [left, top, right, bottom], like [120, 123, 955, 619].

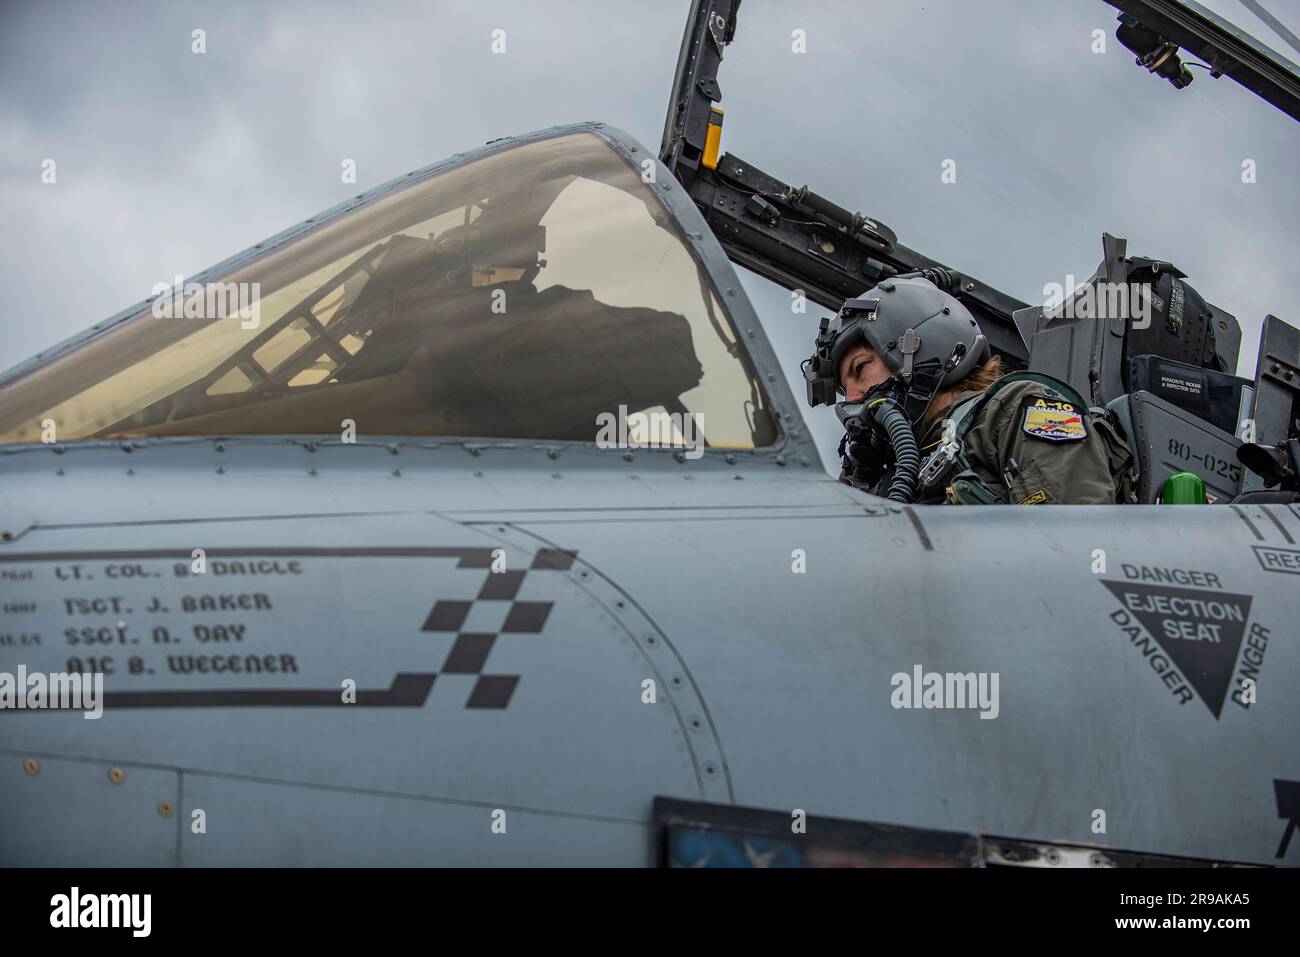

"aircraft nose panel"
[0, 509, 724, 864]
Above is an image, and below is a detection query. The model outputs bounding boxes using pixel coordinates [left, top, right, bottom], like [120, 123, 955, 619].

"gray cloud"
[2, 0, 1296, 472]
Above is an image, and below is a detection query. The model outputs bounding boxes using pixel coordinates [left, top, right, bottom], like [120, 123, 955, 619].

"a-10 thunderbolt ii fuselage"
[0, 123, 1296, 867]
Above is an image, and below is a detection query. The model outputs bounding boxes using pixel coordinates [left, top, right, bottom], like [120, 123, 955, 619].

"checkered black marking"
[420, 547, 576, 708]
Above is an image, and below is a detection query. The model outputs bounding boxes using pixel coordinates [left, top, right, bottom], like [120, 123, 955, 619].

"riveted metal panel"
[0, 751, 178, 866]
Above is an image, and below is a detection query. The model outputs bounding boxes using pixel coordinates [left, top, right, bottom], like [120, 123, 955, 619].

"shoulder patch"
[1021, 395, 1087, 442]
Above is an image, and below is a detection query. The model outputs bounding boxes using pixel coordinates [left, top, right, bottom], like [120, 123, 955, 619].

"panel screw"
[725, 453, 736, 464]
[23, 758, 39, 775]
[108, 768, 125, 784]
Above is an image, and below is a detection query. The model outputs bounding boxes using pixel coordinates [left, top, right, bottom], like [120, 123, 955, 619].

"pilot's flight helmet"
[804, 276, 989, 406]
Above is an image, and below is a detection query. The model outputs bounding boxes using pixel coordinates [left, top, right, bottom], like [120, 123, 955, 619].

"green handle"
[1161, 471, 1208, 504]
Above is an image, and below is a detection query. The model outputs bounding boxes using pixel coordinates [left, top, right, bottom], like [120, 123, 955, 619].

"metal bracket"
[708, 12, 727, 54]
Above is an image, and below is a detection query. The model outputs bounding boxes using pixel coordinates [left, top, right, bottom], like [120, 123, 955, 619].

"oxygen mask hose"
[870, 397, 921, 503]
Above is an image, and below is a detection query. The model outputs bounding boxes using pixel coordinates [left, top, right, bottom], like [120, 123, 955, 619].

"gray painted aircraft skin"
[1, 123, 1297, 867]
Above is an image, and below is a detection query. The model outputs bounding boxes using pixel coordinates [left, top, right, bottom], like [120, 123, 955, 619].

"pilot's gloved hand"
[838, 432, 889, 491]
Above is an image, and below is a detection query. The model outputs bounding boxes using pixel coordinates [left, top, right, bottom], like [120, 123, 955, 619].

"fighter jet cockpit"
[0, 132, 778, 451]
[2, 0, 1299, 881]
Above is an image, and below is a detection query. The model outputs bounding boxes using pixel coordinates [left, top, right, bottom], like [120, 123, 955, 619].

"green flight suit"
[840, 376, 1133, 505]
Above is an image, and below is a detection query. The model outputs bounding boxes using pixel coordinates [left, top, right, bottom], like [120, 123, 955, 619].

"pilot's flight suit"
[841, 374, 1133, 505]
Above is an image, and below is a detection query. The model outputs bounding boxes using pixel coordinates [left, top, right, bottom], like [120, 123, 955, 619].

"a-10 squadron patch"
[1021, 396, 1087, 442]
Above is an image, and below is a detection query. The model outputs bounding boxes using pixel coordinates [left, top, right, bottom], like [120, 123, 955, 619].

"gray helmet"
[804, 275, 989, 406]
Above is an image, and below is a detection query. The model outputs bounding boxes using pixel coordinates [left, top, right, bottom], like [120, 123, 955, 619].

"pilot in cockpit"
[804, 274, 1132, 505]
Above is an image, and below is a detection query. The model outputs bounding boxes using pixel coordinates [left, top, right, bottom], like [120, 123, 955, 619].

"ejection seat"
[1013, 235, 1299, 504]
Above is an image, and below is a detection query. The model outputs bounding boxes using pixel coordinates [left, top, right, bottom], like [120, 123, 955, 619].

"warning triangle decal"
[1102, 581, 1252, 718]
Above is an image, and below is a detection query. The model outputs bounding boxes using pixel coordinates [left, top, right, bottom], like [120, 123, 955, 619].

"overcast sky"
[2, 0, 1297, 470]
